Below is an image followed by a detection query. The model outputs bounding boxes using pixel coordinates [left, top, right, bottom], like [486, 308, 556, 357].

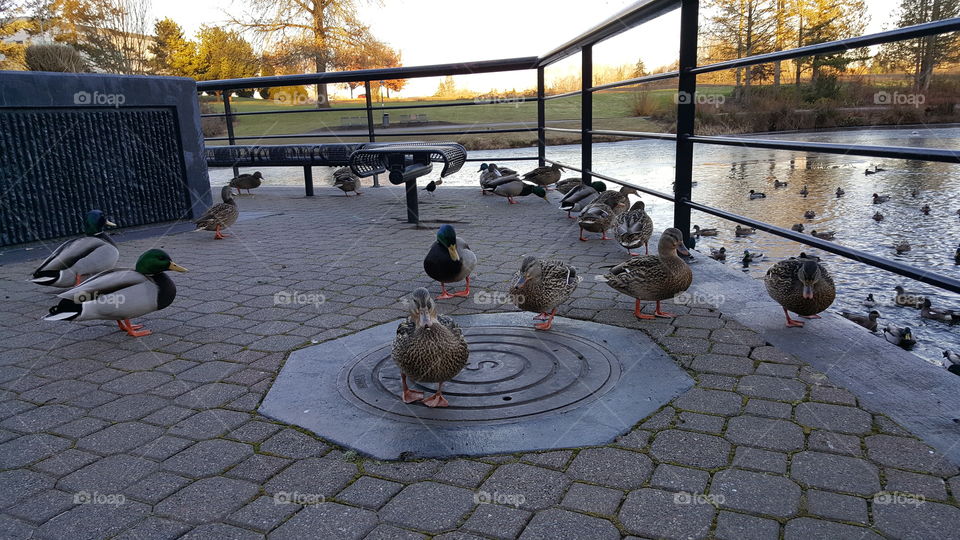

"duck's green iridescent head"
[532, 186, 548, 200]
[135, 249, 188, 275]
[478, 163, 489, 172]
[436, 224, 460, 261]
[83, 210, 116, 235]
[591, 181, 607, 192]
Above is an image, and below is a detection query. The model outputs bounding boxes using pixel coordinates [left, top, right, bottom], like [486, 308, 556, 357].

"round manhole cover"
[339, 326, 622, 425]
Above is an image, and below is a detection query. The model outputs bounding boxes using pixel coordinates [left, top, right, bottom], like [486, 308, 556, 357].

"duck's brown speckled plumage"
[194, 186, 239, 231]
[392, 290, 469, 383]
[602, 229, 692, 301]
[764, 256, 836, 317]
[510, 256, 580, 314]
[578, 188, 631, 233]
[333, 168, 361, 194]
[614, 201, 654, 251]
[555, 177, 582, 194]
[522, 163, 563, 187]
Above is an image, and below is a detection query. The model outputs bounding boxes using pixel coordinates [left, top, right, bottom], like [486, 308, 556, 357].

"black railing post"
[222, 92, 239, 178]
[673, 0, 699, 242]
[364, 81, 380, 187]
[581, 46, 593, 183]
[304, 166, 314, 196]
[537, 66, 546, 167]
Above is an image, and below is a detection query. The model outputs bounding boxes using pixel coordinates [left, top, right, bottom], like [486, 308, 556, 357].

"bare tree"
[52, 0, 153, 74]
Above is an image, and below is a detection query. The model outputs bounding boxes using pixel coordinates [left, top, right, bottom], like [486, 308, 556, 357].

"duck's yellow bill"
[447, 245, 460, 262]
[168, 262, 188, 273]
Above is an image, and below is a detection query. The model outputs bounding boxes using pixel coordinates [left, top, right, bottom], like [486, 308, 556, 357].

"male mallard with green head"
[510, 256, 580, 330]
[43, 249, 187, 337]
[764, 254, 836, 327]
[423, 225, 477, 299]
[492, 179, 548, 204]
[614, 200, 654, 255]
[392, 288, 469, 407]
[32, 210, 119, 287]
[194, 185, 239, 239]
[599, 228, 693, 319]
[230, 171, 263, 195]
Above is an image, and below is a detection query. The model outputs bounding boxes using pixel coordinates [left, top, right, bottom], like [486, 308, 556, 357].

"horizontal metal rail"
[543, 90, 582, 101]
[205, 127, 536, 142]
[464, 156, 539, 162]
[590, 70, 680, 92]
[688, 135, 960, 163]
[693, 18, 960, 74]
[199, 105, 369, 118]
[543, 127, 581, 134]
[590, 129, 677, 141]
[200, 97, 538, 119]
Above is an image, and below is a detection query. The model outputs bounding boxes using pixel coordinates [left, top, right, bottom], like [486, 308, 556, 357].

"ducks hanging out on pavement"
[559, 181, 605, 218]
[522, 163, 564, 189]
[333, 168, 362, 196]
[194, 185, 239, 240]
[509, 256, 580, 331]
[230, 171, 263, 195]
[614, 201, 654, 255]
[423, 225, 476, 300]
[577, 187, 633, 241]
[392, 288, 469, 407]
[32, 210, 119, 287]
[765, 254, 836, 328]
[555, 177, 582, 194]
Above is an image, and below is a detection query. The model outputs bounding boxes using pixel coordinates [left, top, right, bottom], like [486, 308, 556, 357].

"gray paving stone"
[0, 433, 72, 468]
[49, 417, 110, 438]
[520, 508, 619, 540]
[155, 476, 260, 524]
[479, 463, 571, 511]
[641, 407, 675, 429]
[619, 488, 715, 540]
[35, 499, 150, 540]
[866, 434, 959, 477]
[809, 385, 857, 405]
[750, 346, 802, 364]
[181, 523, 264, 539]
[433, 459, 493, 488]
[228, 495, 300, 532]
[714, 511, 780, 540]
[795, 401, 872, 434]
[672, 388, 742, 416]
[0, 404, 82, 433]
[710, 343, 751, 356]
[755, 362, 799, 378]
[32, 448, 100, 476]
[163, 439, 253, 477]
[731, 447, 787, 474]
[226, 453, 291, 484]
[264, 457, 357, 497]
[335, 476, 402, 510]
[135, 435, 195, 461]
[167, 409, 250, 440]
[807, 430, 862, 456]
[737, 375, 806, 402]
[784, 517, 883, 540]
[660, 336, 711, 355]
[270, 502, 376, 540]
[560, 482, 623, 515]
[173, 383, 247, 409]
[0, 469, 54, 509]
[650, 429, 731, 469]
[228, 420, 283, 443]
[6, 490, 74, 524]
[77, 422, 164, 454]
[876, 415, 912, 436]
[463, 503, 531, 540]
[113, 516, 192, 540]
[59, 454, 158, 494]
[677, 411, 725, 434]
[874, 498, 960, 539]
[885, 468, 949, 500]
[649, 464, 710, 494]
[141, 405, 196, 426]
[258, 428, 328, 458]
[379, 481, 475, 533]
[124, 472, 192, 504]
[0, 515, 35, 540]
[364, 459, 442, 482]
[805, 489, 868, 524]
[101, 371, 173, 394]
[690, 353, 754, 376]
[791, 451, 880, 495]
[365, 524, 428, 540]
[743, 398, 792, 419]
[711, 468, 800, 517]
[697, 374, 737, 390]
[566, 447, 652, 489]
[614, 428, 652, 450]
[520, 450, 572, 470]
[178, 360, 243, 382]
[725, 415, 804, 451]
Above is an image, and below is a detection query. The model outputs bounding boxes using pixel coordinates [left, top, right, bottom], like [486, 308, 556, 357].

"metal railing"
[196, 0, 960, 295]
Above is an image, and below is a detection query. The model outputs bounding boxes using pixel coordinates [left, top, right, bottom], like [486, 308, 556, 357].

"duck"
[230, 171, 263, 195]
[333, 167, 362, 196]
[921, 298, 958, 323]
[875, 165, 886, 172]
[804, 210, 816, 219]
[748, 190, 767, 199]
[944, 350, 960, 369]
[799, 185, 809, 196]
[556, 177, 582, 194]
[43, 249, 187, 337]
[883, 324, 916, 349]
[765, 255, 836, 327]
[478, 163, 518, 194]
[522, 163, 564, 188]
[578, 187, 633, 241]
[840, 309, 880, 332]
[865, 168, 876, 176]
[614, 200, 654, 255]
[709, 247, 727, 261]
[863, 293, 878, 308]
[742, 250, 764, 264]
[423, 224, 476, 299]
[735, 225, 756, 237]
[894, 241, 911, 254]
[598, 228, 692, 319]
[835, 187, 845, 198]
[921, 204, 931, 215]
[774, 179, 789, 188]
[493, 179, 548, 204]
[791, 223, 805, 232]
[911, 188, 920, 198]
[873, 212, 884, 222]
[693, 225, 718, 236]
[955, 244, 960, 264]
[32, 210, 119, 288]
[893, 285, 925, 308]
[422, 179, 442, 193]
[392, 287, 469, 407]
[810, 230, 835, 240]
[873, 193, 890, 204]
[509, 256, 580, 331]
[194, 185, 239, 240]
[559, 181, 606, 218]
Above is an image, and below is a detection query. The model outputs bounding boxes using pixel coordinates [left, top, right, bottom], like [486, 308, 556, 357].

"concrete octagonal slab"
[259, 313, 693, 459]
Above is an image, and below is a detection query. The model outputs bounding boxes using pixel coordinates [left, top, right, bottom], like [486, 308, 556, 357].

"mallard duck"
[742, 250, 764, 264]
[875, 165, 886, 172]
[863, 293, 878, 307]
[194, 185, 239, 239]
[556, 177, 582, 194]
[32, 210, 119, 287]
[559, 181, 606, 218]
[791, 223, 805, 232]
[894, 241, 911, 254]
[509, 256, 580, 330]
[921, 298, 958, 323]
[893, 285, 925, 308]
[735, 225, 755, 237]
[43, 249, 187, 337]
[911, 188, 920, 197]
[873, 212, 884, 222]
[614, 201, 654, 255]
[522, 163, 564, 188]
[873, 193, 890, 204]
[709, 247, 727, 261]
[577, 188, 633, 241]
[840, 310, 880, 332]
[765, 255, 836, 327]
[836, 187, 845, 197]
[598, 228, 692, 319]
[804, 210, 816, 219]
[798, 252, 821, 261]
[810, 230, 835, 240]
[479, 164, 520, 194]
[492, 179, 548, 204]
[392, 288, 469, 407]
[423, 225, 476, 299]
[944, 350, 960, 367]
[799, 185, 809, 196]
[333, 168, 362, 196]
[921, 204, 930, 215]
[774, 179, 789, 188]
[693, 225, 718, 236]
[748, 190, 766, 199]
[230, 171, 263, 195]
[865, 168, 876, 176]
[884, 324, 916, 349]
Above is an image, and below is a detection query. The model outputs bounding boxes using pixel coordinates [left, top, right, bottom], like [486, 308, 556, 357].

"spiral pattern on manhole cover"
[338, 326, 622, 424]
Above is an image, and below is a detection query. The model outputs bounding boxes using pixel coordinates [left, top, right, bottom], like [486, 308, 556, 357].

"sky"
[154, 0, 902, 97]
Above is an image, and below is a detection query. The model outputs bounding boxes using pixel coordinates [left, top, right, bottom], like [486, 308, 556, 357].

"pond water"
[210, 126, 960, 367]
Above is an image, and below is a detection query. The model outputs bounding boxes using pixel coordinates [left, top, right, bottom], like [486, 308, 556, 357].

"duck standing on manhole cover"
[509, 255, 581, 331]
[392, 288, 469, 407]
